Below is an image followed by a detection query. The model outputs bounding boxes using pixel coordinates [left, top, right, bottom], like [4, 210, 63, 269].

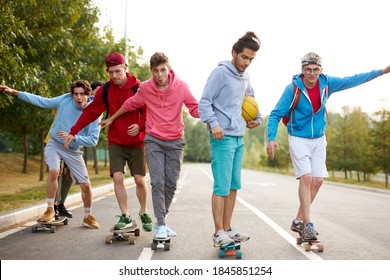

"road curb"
[0, 178, 136, 232]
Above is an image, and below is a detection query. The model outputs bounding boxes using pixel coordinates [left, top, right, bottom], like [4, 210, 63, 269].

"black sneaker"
[57, 203, 73, 218]
[54, 205, 60, 219]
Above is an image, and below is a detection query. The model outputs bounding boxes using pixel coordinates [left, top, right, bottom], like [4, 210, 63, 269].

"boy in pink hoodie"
[100, 52, 199, 239]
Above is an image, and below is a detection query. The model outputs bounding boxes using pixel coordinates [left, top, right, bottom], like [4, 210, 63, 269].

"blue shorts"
[210, 135, 244, 196]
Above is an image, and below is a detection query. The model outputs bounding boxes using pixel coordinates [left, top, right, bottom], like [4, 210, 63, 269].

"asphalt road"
[1, 163, 390, 261]
[3, 163, 390, 279]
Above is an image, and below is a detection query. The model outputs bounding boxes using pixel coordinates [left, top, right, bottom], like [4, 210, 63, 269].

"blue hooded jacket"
[267, 69, 383, 141]
[18, 92, 100, 149]
[199, 60, 262, 137]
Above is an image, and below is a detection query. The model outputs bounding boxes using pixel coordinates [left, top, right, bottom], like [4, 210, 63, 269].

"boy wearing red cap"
[65, 52, 153, 232]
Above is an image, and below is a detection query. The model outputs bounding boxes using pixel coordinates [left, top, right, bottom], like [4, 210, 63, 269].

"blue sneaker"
[154, 224, 176, 237]
[155, 225, 168, 239]
[303, 223, 317, 240]
[166, 225, 177, 237]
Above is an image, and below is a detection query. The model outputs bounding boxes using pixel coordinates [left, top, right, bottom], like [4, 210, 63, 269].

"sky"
[92, 0, 390, 116]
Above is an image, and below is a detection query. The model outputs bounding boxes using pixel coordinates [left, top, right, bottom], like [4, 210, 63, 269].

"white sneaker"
[213, 230, 235, 246]
[154, 225, 168, 239]
[227, 226, 250, 242]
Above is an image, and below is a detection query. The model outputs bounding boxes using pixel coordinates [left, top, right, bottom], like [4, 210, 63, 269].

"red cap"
[105, 52, 126, 68]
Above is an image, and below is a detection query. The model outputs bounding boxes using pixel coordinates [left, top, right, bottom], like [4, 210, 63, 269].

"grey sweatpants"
[144, 134, 185, 226]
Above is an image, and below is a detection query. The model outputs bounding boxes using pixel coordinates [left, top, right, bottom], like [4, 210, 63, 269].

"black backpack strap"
[102, 82, 110, 119]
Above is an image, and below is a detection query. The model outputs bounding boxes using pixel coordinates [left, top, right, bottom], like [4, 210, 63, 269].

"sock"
[47, 198, 55, 208]
[84, 207, 91, 218]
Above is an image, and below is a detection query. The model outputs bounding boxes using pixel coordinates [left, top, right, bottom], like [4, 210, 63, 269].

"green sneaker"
[139, 212, 153, 232]
[114, 214, 133, 230]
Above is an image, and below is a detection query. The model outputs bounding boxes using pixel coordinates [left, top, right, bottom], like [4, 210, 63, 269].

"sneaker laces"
[140, 213, 152, 223]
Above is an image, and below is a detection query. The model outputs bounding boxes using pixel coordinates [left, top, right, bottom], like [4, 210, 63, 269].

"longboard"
[297, 236, 324, 252]
[32, 217, 68, 233]
[151, 237, 171, 251]
[217, 242, 243, 259]
[105, 221, 140, 245]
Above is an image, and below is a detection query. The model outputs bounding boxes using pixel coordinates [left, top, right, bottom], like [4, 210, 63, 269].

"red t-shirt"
[304, 79, 321, 113]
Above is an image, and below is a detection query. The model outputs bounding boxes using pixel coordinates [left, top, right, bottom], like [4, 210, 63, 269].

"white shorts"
[288, 135, 329, 179]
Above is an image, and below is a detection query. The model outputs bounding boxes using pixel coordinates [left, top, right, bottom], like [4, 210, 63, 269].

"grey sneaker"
[213, 230, 235, 246]
[114, 214, 134, 230]
[303, 223, 317, 240]
[227, 227, 250, 242]
[290, 220, 304, 234]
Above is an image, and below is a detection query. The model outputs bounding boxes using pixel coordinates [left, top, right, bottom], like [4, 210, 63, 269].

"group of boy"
[1, 30, 390, 245]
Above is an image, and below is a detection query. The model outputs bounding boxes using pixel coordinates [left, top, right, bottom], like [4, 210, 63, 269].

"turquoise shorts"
[210, 135, 244, 196]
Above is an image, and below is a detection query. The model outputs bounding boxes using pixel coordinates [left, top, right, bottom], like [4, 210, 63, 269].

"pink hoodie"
[123, 69, 199, 140]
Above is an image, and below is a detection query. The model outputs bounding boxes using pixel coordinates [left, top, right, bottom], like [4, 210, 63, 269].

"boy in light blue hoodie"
[267, 52, 390, 240]
[0, 80, 101, 229]
[199, 31, 262, 246]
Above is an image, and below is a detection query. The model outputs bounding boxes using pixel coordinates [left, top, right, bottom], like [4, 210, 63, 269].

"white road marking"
[198, 165, 324, 260]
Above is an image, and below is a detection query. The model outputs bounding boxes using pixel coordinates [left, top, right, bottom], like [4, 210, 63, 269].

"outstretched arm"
[0, 85, 20, 96]
[99, 105, 127, 129]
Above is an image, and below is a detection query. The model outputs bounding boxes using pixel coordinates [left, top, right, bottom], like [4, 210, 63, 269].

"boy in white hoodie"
[99, 52, 199, 239]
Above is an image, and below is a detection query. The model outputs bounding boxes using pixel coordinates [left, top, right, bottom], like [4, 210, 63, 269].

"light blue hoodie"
[18, 92, 100, 149]
[267, 69, 383, 141]
[199, 60, 262, 136]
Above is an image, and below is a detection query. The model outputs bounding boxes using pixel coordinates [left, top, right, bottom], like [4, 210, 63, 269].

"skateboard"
[151, 237, 171, 251]
[105, 221, 140, 245]
[32, 217, 68, 233]
[297, 235, 324, 252]
[218, 242, 243, 259]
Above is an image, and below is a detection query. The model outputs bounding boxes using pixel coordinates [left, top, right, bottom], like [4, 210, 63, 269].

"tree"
[370, 109, 390, 188]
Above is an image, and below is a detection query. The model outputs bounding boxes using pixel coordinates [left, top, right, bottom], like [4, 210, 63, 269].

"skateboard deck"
[297, 235, 324, 252]
[218, 242, 243, 259]
[105, 221, 140, 245]
[151, 237, 171, 251]
[32, 217, 68, 233]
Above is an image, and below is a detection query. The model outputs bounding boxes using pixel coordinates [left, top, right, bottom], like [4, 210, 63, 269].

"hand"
[266, 140, 279, 160]
[246, 120, 260, 129]
[382, 65, 390, 75]
[127, 124, 140, 136]
[56, 131, 69, 140]
[99, 118, 112, 129]
[211, 126, 224, 140]
[0, 85, 19, 96]
[64, 134, 76, 149]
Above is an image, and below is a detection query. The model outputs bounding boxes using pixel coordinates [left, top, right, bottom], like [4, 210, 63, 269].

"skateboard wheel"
[128, 236, 135, 245]
[164, 243, 170, 251]
[296, 237, 302, 245]
[105, 235, 113, 244]
[64, 219, 68, 225]
[317, 244, 324, 252]
[135, 228, 140, 236]
[151, 243, 157, 250]
[219, 249, 226, 258]
[32, 226, 38, 233]
[235, 250, 243, 259]
[50, 226, 56, 233]
[304, 244, 311, 252]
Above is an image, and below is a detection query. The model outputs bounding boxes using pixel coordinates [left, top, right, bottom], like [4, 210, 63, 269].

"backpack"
[101, 81, 140, 119]
[282, 83, 329, 128]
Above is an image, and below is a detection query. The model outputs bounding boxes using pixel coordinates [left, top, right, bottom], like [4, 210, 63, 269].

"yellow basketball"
[242, 95, 259, 122]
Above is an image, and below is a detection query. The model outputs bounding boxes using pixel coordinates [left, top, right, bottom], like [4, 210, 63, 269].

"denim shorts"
[210, 135, 244, 196]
